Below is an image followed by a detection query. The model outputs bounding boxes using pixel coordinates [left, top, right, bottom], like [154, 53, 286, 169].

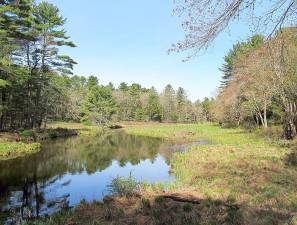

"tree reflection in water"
[0, 130, 174, 224]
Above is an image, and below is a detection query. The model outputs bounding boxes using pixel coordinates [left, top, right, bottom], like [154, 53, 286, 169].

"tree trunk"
[255, 113, 259, 127]
[258, 112, 265, 128]
[263, 103, 268, 129]
[282, 98, 297, 139]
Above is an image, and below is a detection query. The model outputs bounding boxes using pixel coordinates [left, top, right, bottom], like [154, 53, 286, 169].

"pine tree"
[145, 87, 161, 121]
[160, 84, 175, 121]
[176, 87, 187, 122]
[81, 86, 118, 125]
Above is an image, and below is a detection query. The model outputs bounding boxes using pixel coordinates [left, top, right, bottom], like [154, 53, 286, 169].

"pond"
[0, 130, 175, 224]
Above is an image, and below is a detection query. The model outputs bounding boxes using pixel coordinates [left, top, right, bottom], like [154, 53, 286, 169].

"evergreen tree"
[161, 84, 175, 121]
[118, 82, 128, 92]
[202, 97, 211, 121]
[145, 87, 161, 121]
[107, 82, 115, 91]
[81, 86, 118, 125]
[87, 76, 99, 89]
[127, 83, 142, 120]
[0, 1, 76, 130]
[176, 87, 187, 122]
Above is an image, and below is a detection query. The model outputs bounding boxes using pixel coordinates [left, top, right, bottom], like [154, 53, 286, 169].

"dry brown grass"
[35, 192, 296, 225]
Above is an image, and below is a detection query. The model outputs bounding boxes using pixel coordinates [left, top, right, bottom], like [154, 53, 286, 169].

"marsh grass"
[47, 122, 103, 136]
[0, 142, 40, 160]
[0, 122, 104, 161]
[127, 123, 297, 216]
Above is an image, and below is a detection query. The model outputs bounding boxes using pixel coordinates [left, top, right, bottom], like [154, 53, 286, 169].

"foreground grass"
[24, 123, 297, 224]
[23, 194, 253, 225]
[0, 142, 40, 160]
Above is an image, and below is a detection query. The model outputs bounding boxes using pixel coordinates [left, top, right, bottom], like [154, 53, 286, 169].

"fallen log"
[160, 194, 240, 209]
[160, 194, 201, 204]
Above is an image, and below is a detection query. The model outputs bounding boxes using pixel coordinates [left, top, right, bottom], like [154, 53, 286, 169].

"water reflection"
[0, 130, 174, 224]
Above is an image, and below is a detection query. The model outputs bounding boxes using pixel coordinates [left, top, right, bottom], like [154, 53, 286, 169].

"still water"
[0, 130, 175, 223]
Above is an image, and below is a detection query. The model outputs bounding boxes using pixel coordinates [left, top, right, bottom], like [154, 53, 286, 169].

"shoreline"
[19, 122, 297, 225]
[0, 122, 105, 161]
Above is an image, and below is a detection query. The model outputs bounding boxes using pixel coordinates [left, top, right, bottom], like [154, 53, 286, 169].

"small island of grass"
[0, 142, 40, 160]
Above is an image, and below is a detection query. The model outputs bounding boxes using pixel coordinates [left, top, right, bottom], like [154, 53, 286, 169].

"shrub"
[81, 119, 92, 126]
[19, 129, 35, 137]
[47, 129, 58, 138]
[108, 174, 139, 197]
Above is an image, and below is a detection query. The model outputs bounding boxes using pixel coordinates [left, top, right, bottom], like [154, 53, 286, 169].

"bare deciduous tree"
[171, 0, 297, 57]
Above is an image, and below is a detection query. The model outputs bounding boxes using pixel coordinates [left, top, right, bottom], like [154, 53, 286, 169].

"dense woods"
[44, 75, 210, 125]
[0, 0, 76, 130]
[210, 29, 297, 139]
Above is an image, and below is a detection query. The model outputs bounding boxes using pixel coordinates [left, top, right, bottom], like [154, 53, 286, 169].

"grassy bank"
[0, 122, 103, 160]
[22, 123, 297, 224]
[47, 121, 104, 136]
[0, 142, 40, 160]
[126, 123, 297, 223]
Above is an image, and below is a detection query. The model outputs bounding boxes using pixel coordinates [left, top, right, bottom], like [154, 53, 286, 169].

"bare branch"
[171, 0, 297, 58]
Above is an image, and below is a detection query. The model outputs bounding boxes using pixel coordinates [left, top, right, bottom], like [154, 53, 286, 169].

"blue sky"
[47, 0, 252, 101]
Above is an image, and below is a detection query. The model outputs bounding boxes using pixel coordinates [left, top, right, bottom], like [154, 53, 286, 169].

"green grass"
[47, 121, 104, 136]
[0, 142, 40, 160]
[19, 129, 35, 137]
[0, 122, 103, 161]
[126, 123, 297, 214]
[125, 123, 276, 146]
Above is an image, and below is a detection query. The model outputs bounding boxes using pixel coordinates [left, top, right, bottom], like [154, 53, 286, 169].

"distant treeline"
[44, 76, 211, 125]
[0, 1, 211, 130]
